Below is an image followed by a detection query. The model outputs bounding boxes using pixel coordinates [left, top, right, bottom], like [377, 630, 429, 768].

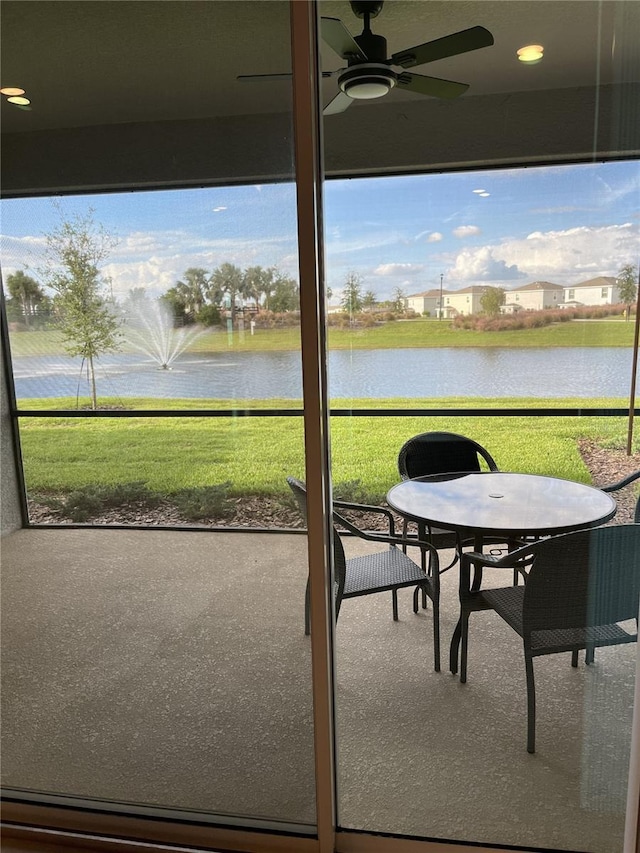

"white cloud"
[446, 222, 639, 287]
[101, 229, 300, 299]
[427, 232, 443, 243]
[374, 263, 424, 276]
[453, 224, 481, 239]
[449, 246, 523, 282]
[499, 222, 638, 283]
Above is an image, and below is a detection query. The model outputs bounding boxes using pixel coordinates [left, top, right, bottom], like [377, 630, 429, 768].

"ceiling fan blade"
[323, 91, 353, 116]
[238, 71, 334, 83]
[321, 17, 367, 61]
[390, 25, 494, 69]
[396, 72, 469, 99]
[237, 73, 293, 83]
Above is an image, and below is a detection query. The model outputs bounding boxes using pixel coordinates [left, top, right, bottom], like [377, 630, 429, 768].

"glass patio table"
[385, 471, 617, 673]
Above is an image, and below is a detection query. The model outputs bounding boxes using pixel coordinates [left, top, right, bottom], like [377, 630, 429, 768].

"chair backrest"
[522, 524, 640, 637]
[286, 477, 347, 613]
[398, 431, 499, 480]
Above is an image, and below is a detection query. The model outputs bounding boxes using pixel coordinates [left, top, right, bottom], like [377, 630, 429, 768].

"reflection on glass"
[1, 0, 317, 834]
[324, 163, 637, 851]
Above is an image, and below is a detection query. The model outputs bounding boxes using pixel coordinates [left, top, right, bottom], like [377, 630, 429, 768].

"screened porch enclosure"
[1, 527, 633, 851]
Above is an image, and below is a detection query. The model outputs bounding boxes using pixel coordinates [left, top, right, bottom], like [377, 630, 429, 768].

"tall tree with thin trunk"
[391, 286, 407, 313]
[43, 208, 121, 410]
[341, 272, 363, 314]
[617, 263, 638, 321]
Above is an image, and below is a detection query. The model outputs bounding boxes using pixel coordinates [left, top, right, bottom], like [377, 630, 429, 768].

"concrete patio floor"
[1, 527, 635, 852]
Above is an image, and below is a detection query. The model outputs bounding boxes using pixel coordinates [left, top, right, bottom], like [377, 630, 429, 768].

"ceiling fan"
[238, 0, 494, 115]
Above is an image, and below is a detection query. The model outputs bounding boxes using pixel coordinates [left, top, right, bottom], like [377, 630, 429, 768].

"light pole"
[439, 273, 443, 320]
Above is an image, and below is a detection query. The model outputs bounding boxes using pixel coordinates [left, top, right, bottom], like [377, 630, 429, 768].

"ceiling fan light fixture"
[517, 44, 544, 63]
[339, 64, 396, 100]
[345, 78, 391, 99]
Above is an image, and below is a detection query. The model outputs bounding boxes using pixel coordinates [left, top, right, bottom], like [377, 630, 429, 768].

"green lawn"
[8, 316, 637, 356]
[19, 396, 637, 501]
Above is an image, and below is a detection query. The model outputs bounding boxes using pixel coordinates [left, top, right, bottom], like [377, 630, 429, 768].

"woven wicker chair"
[287, 477, 442, 671]
[398, 431, 499, 482]
[602, 469, 640, 523]
[397, 432, 503, 582]
[397, 431, 499, 548]
[457, 524, 640, 753]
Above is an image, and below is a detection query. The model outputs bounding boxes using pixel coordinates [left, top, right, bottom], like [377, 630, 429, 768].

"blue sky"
[1, 159, 638, 304]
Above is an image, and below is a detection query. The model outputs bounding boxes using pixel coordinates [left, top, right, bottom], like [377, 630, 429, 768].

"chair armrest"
[460, 543, 535, 599]
[601, 470, 640, 492]
[333, 500, 398, 535]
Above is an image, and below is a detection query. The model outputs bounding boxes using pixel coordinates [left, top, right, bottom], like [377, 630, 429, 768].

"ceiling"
[1, 1, 638, 192]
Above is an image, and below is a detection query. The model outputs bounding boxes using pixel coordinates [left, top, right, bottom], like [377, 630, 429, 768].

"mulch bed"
[27, 440, 639, 529]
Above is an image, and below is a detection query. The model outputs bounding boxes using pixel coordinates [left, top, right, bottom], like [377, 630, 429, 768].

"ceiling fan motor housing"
[352, 30, 388, 63]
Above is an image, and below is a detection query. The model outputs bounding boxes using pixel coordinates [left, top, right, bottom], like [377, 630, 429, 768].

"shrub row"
[452, 303, 633, 332]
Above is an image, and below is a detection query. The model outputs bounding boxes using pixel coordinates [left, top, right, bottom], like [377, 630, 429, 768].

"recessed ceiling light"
[0, 86, 25, 96]
[473, 189, 485, 194]
[517, 44, 544, 64]
[479, 192, 490, 197]
[7, 95, 31, 106]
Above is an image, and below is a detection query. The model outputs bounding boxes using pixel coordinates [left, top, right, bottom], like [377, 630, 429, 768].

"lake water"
[11, 347, 636, 400]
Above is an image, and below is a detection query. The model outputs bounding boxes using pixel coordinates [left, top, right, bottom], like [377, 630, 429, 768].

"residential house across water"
[405, 276, 620, 316]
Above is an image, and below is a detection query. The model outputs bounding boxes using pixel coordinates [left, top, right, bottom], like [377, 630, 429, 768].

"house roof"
[406, 289, 447, 299]
[570, 276, 617, 289]
[510, 281, 564, 292]
[450, 285, 489, 295]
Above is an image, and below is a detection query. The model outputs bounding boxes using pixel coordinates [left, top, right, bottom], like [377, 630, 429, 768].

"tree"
[174, 267, 209, 321]
[481, 286, 506, 316]
[391, 286, 407, 313]
[5, 270, 50, 328]
[123, 287, 148, 308]
[269, 271, 299, 312]
[43, 209, 121, 410]
[341, 272, 363, 314]
[208, 263, 245, 321]
[243, 265, 275, 311]
[160, 286, 189, 324]
[362, 289, 377, 312]
[617, 263, 638, 320]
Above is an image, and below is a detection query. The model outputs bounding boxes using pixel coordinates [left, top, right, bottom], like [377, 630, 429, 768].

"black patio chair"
[457, 524, 640, 753]
[287, 477, 442, 671]
[397, 431, 506, 582]
[398, 431, 499, 483]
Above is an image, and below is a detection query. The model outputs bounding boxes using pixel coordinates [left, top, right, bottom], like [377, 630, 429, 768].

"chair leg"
[586, 644, 595, 665]
[525, 652, 536, 754]
[432, 591, 441, 673]
[413, 586, 419, 613]
[571, 649, 579, 667]
[419, 523, 429, 610]
[392, 589, 399, 621]
[304, 577, 311, 636]
[460, 611, 469, 683]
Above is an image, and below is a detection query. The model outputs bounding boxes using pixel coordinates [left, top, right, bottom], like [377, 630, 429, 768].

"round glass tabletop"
[386, 471, 617, 537]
